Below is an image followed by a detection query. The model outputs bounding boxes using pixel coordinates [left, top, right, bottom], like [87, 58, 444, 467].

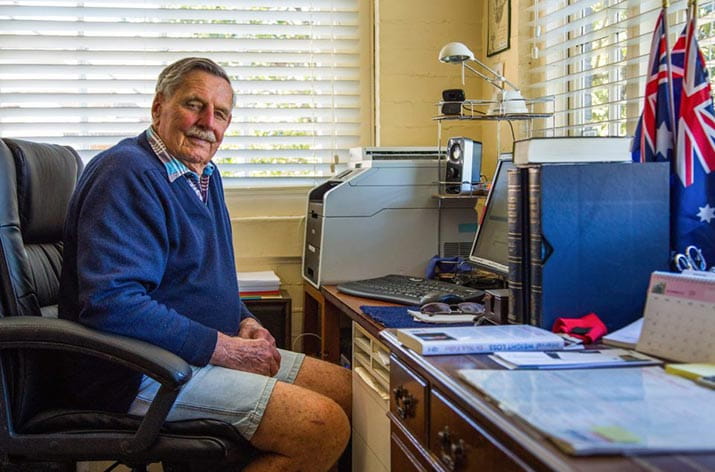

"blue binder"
[522, 162, 670, 332]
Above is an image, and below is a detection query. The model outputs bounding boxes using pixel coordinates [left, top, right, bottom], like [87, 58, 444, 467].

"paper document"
[407, 309, 476, 324]
[237, 271, 281, 292]
[490, 348, 661, 370]
[602, 318, 643, 349]
[458, 367, 715, 455]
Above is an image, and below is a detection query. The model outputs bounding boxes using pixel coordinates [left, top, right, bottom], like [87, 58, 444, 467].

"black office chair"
[0, 138, 257, 471]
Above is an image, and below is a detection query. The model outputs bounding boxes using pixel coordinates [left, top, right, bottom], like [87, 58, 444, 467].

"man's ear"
[151, 94, 163, 125]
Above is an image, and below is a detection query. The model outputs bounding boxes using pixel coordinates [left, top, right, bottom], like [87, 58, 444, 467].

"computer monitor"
[468, 155, 514, 277]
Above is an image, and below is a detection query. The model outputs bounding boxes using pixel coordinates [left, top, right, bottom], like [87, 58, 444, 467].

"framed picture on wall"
[487, 0, 511, 56]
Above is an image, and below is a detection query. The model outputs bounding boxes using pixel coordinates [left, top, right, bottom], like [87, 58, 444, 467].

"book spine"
[528, 166, 542, 328]
[422, 339, 564, 355]
[507, 167, 528, 324]
[513, 141, 528, 165]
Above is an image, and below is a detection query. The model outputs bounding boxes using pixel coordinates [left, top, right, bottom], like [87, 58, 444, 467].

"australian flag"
[671, 6, 715, 266]
[631, 9, 674, 163]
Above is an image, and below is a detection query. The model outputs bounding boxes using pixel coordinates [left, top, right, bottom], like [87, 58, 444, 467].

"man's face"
[151, 70, 233, 172]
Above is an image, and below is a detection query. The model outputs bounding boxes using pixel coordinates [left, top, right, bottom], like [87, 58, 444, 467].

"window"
[0, 0, 365, 187]
[528, 0, 715, 138]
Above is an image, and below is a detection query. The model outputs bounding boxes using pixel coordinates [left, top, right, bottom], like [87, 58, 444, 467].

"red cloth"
[551, 312, 608, 344]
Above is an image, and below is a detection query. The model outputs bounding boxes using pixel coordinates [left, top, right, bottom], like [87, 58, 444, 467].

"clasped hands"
[210, 317, 281, 376]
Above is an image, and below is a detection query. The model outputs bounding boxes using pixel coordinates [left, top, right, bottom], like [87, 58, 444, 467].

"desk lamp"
[438, 41, 527, 114]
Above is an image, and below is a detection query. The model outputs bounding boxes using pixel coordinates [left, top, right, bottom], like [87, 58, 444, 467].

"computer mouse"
[418, 292, 465, 305]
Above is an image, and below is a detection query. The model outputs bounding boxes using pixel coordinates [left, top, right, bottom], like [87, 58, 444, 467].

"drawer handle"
[392, 385, 416, 419]
[437, 426, 466, 471]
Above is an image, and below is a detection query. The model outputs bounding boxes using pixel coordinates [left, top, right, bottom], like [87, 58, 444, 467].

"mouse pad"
[360, 305, 473, 329]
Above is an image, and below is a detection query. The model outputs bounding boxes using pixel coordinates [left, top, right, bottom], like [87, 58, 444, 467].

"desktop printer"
[302, 147, 478, 288]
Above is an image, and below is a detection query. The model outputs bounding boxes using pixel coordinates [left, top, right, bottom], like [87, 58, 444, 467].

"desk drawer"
[390, 355, 428, 447]
[430, 389, 523, 472]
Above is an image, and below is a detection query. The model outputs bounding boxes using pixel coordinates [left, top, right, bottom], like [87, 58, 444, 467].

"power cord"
[291, 332, 322, 352]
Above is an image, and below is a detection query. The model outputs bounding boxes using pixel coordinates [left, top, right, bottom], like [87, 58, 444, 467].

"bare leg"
[244, 358, 352, 471]
[244, 382, 349, 472]
[293, 356, 352, 420]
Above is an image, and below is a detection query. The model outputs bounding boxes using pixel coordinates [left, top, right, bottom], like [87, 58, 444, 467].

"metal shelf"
[434, 96, 555, 122]
[435, 112, 553, 121]
[432, 189, 488, 201]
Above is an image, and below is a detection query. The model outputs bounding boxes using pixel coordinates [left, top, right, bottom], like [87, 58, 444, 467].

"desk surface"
[322, 285, 715, 472]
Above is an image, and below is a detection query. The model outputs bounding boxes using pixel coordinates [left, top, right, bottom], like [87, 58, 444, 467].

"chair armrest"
[0, 316, 191, 388]
[0, 316, 196, 456]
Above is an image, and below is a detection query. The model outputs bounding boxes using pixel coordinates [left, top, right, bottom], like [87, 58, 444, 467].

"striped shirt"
[145, 127, 215, 203]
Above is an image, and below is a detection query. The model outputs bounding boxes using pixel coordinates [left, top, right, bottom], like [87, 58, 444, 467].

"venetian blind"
[527, 0, 715, 137]
[0, 0, 362, 187]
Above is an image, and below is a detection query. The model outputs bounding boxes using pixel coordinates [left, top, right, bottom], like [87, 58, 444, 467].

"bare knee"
[302, 395, 350, 459]
[247, 383, 350, 472]
[294, 357, 352, 420]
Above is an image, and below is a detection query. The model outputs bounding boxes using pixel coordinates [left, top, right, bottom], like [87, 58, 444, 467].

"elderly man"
[58, 57, 350, 472]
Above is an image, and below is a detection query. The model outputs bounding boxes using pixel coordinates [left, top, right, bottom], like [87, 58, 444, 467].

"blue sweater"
[59, 133, 251, 411]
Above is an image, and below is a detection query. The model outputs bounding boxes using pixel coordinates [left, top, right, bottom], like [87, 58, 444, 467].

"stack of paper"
[602, 318, 643, 349]
[237, 271, 281, 299]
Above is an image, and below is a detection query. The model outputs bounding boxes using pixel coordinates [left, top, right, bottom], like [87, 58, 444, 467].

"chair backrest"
[0, 138, 83, 319]
[0, 138, 83, 426]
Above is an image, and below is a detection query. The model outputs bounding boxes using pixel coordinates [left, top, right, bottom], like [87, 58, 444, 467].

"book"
[490, 348, 662, 370]
[239, 294, 283, 300]
[512, 137, 632, 165]
[637, 271, 715, 363]
[506, 166, 529, 324]
[516, 162, 669, 332]
[602, 318, 643, 349]
[395, 324, 564, 356]
[665, 363, 715, 381]
[239, 290, 281, 297]
[526, 166, 541, 327]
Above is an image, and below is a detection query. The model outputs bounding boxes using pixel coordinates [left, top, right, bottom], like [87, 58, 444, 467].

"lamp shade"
[438, 42, 475, 63]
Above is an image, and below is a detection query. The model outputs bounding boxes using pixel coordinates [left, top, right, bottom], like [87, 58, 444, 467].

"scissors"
[674, 245, 707, 272]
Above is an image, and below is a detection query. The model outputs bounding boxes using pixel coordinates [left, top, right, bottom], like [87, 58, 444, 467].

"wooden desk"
[314, 287, 715, 472]
[302, 283, 389, 361]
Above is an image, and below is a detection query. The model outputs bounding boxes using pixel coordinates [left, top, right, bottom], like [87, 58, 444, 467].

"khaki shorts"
[128, 349, 305, 440]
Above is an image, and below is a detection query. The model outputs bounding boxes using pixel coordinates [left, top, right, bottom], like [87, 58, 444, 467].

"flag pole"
[663, 0, 676, 140]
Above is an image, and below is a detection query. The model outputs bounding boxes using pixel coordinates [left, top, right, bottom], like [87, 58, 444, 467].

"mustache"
[186, 127, 217, 143]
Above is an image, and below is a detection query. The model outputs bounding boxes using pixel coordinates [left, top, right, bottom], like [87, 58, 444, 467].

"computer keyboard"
[336, 274, 484, 306]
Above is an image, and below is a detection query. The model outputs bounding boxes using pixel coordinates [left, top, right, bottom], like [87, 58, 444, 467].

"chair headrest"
[2, 139, 83, 243]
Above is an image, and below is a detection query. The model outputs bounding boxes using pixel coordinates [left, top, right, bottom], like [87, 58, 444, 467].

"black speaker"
[442, 88, 465, 115]
[445, 137, 482, 194]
